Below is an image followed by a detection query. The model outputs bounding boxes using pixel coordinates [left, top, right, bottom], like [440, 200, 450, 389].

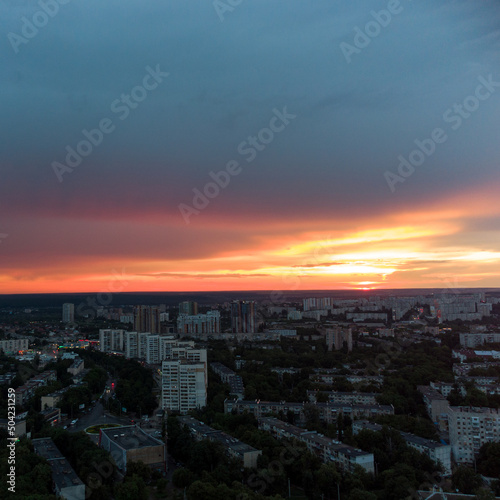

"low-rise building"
[307, 390, 378, 405]
[417, 386, 450, 431]
[15, 370, 57, 406]
[40, 407, 61, 426]
[210, 362, 245, 399]
[32, 438, 85, 500]
[224, 399, 393, 425]
[41, 389, 65, 410]
[310, 373, 384, 386]
[99, 425, 166, 473]
[352, 420, 452, 475]
[67, 358, 84, 376]
[178, 416, 261, 468]
[259, 417, 374, 473]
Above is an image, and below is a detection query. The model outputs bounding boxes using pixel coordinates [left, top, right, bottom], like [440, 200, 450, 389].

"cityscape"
[2, 1, 500, 499]
[1, 291, 500, 499]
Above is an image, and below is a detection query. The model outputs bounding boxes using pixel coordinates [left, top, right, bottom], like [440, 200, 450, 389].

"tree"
[477, 442, 500, 478]
[348, 488, 377, 500]
[114, 474, 148, 500]
[315, 462, 341, 498]
[125, 460, 151, 483]
[172, 468, 196, 488]
[452, 466, 483, 494]
[475, 488, 496, 500]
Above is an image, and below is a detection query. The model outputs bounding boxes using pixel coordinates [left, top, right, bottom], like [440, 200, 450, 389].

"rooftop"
[100, 425, 164, 450]
[32, 438, 84, 490]
[178, 416, 259, 456]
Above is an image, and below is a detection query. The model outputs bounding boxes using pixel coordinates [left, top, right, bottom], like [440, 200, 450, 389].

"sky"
[1, 0, 500, 294]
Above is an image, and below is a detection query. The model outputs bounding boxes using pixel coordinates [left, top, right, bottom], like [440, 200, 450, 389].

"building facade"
[260, 417, 374, 473]
[325, 327, 353, 352]
[33, 438, 85, 500]
[99, 425, 166, 473]
[177, 311, 221, 335]
[448, 406, 500, 465]
[179, 416, 261, 468]
[231, 301, 256, 333]
[0, 338, 29, 354]
[62, 303, 75, 324]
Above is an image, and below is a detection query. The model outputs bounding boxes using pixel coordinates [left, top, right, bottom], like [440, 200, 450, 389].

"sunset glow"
[2, 1, 500, 295]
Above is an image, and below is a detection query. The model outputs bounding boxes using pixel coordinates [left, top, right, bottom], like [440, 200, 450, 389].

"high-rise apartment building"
[448, 406, 500, 464]
[124, 331, 139, 359]
[161, 344, 207, 414]
[99, 329, 125, 352]
[177, 311, 220, 335]
[325, 327, 352, 352]
[134, 306, 160, 333]
[303, 297, 332, 311]
[231, 301, 256, 333]
[146, 335, 160, 364]
[179, 301, 198, 316]
[62, 303, 75, 324]
[0, 338, 29, 354]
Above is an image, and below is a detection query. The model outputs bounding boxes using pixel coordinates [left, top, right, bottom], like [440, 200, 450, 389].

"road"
[66, 400, 133, 442]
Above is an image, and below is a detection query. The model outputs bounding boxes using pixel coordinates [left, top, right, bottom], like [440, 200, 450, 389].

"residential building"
[310, 373, 383, 386]
[418, 386, 450, 431]
[124, 331, 139, 359]
[177, 311, 220, 335]
[32, 438, 85, 500]
[161, 361, 207, 413]
[99, 329, 125, 353]
[40, 407, 61, 426]
[161, 345, 207, 414]
[287, 310, 302, 320]
[179, 301, 198, 316]
[448, 406, 500, 465]
[0, 338, 29, 354]
[119, 314, 135, 324]
[259, 417, 374, 473]
[67, 358, 84, 376]
[62, 303, 75, 324]
[146, 334, 160, 364]
[231, 301, 256, 333]
[307, 390, 378, 405]
[134, 306, 160, 333]
[459, 333, 500, 348]
[352, 420, 452, 475]
[225, 399, 393, 425]
[210, 362, 245, 399]
[15, 370, 56, 406]
[326, 327, 352, 352]
[179, 416, 261, 468]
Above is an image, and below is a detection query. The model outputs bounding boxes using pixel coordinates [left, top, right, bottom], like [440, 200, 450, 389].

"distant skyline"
[2, 1, 500, 293]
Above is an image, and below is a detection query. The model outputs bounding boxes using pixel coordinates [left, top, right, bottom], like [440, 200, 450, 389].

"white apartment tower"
[161, 345, 207, 414]
[449, 406, 500, 464]
[62, 303, 75, 324]
[99, 329, 125, 352]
